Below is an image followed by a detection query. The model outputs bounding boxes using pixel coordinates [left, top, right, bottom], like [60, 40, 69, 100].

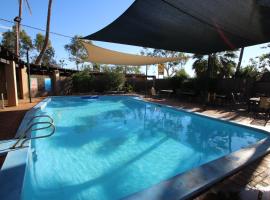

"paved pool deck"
[145, 97, 270, 200]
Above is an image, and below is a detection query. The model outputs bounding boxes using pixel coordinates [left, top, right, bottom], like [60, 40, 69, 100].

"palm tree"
[235, 47, 245, 77]
[216, 51, 238, 78]
[192, 54, 208, 78]
[192, 51, 238, 78]
[35, 0, 53, 65]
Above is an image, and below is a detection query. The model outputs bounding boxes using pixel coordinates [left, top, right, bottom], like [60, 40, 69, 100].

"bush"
[72, 71, 94, 93]
[72, 70, 125, 93]
[124, 83, 134, 93]
[168, 70, 189, 90]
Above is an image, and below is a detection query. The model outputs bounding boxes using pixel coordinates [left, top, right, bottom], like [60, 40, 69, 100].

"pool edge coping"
[0, 95, 269, 200]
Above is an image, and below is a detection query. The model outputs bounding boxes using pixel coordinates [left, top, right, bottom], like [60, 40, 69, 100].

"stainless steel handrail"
[11, 121, 55, 149]
[19, 123, 55, 147]
[11, 114, 56, 149]
[26, 115, 54, 126]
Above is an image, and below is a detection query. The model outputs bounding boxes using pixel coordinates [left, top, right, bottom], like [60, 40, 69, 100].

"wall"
[29, 74, 72, 97]
[253, 82, 270, 96]
[0, 63, 7, 99]
[30, 74, 52, 97]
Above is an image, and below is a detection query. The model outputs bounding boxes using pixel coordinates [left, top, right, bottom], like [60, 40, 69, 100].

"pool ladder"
[11, 115, 56, 149]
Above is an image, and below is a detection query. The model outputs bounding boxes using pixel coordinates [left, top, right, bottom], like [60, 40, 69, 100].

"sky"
[0, 0, 269, 77]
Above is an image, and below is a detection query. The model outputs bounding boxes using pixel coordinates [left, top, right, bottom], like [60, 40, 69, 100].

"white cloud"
[0, 25, 12, 30]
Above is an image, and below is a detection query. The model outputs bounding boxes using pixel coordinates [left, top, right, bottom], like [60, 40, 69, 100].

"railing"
[11, 115, 55, 149]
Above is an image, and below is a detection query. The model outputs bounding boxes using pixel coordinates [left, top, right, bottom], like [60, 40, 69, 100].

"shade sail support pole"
[145, 65, 148, 97]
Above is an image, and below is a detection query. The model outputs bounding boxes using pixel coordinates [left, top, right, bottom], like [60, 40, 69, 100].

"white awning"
[82, 42, 181, 66]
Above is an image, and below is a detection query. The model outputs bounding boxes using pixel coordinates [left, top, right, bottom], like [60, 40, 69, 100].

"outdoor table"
[159, 90, 174, 98]
[248, 97, 260, 112]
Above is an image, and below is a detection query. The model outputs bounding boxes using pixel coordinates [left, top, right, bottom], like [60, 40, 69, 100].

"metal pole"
[1, 93, 4, 109]
[26, 50, 32, 103]
[14, 0, 23, 57]
[145, 65, 148, 97]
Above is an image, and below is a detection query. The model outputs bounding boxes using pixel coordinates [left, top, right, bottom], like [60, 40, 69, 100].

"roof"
[0, 45, 79, 75]
[84, 0, 270, 54]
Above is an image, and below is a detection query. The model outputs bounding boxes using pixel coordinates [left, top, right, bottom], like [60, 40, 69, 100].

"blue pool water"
[21, 96, 267, 200]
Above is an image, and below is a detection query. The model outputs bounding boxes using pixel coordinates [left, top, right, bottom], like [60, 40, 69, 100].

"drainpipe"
[26, 50, 32, 103]
[1, 93, 4, 109]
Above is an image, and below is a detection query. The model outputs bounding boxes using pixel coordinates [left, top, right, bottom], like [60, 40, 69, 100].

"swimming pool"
[18, 96, 268, 199]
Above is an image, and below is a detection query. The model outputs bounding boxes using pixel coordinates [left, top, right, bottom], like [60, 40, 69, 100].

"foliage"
[175, 68, 190, 79]
[100, 71, 126, 91]
[238, 65, 259, 79]
[98, 65, 141, 74]
[1, 26, 33, 59]
[33, 33, 56, 66]
[92, 63, 101, 72]
[72, 70, 94, 93]
[113, 65, 141, 74]
[257, 44, 270, 72]
[72, 69, 126, 93]
[192, 55, 208, 78]
[140, 47, 190, 77]
[65, 35, 89, 70]
[166, 68, 190, 90]
[192, 51, 238, 78]
[124, 84, 134, 93]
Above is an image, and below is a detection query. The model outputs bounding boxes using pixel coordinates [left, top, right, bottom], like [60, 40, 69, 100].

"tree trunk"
[235, 47, 245, 77]
[35, 0, 53, 65]
[164, 63, 171, 77]
[207, 54, 213, 78]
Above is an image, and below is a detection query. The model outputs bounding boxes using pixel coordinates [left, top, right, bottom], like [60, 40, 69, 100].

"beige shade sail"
[82, 42, 181, 66]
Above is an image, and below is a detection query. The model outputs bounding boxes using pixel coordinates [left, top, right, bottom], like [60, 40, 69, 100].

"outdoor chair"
[150, 87, 161, 99]
[255, 97, 270, 122]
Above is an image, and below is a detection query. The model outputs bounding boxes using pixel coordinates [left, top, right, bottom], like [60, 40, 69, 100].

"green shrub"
[124, 83, 134, 93]
[72, 71, 94, 93]
[72, 70, 125, 93]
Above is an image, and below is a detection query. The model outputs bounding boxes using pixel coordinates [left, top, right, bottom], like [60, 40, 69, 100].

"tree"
[175, 68, 190, 79]
[192, 51, 238, 78]
[1, 26, 33, 59]
[235, 47, 245, 77]
[65, 35, 89, 70]
[33, 33, 56, 66]
[92, 63, 101, 72]
[140, 48, 190, 77]
[35, 0, 53, 65]
[257, 44, 270, 72]
[238, 65, 259, 79]
[192, 55, 208, 78]
[113, 65, 141, 74]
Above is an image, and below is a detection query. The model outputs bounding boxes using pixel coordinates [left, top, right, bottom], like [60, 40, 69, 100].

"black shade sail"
[84, 0, 270, 54]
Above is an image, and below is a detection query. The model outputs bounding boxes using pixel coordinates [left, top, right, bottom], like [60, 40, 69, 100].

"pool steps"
[0, 115, 55, 154]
